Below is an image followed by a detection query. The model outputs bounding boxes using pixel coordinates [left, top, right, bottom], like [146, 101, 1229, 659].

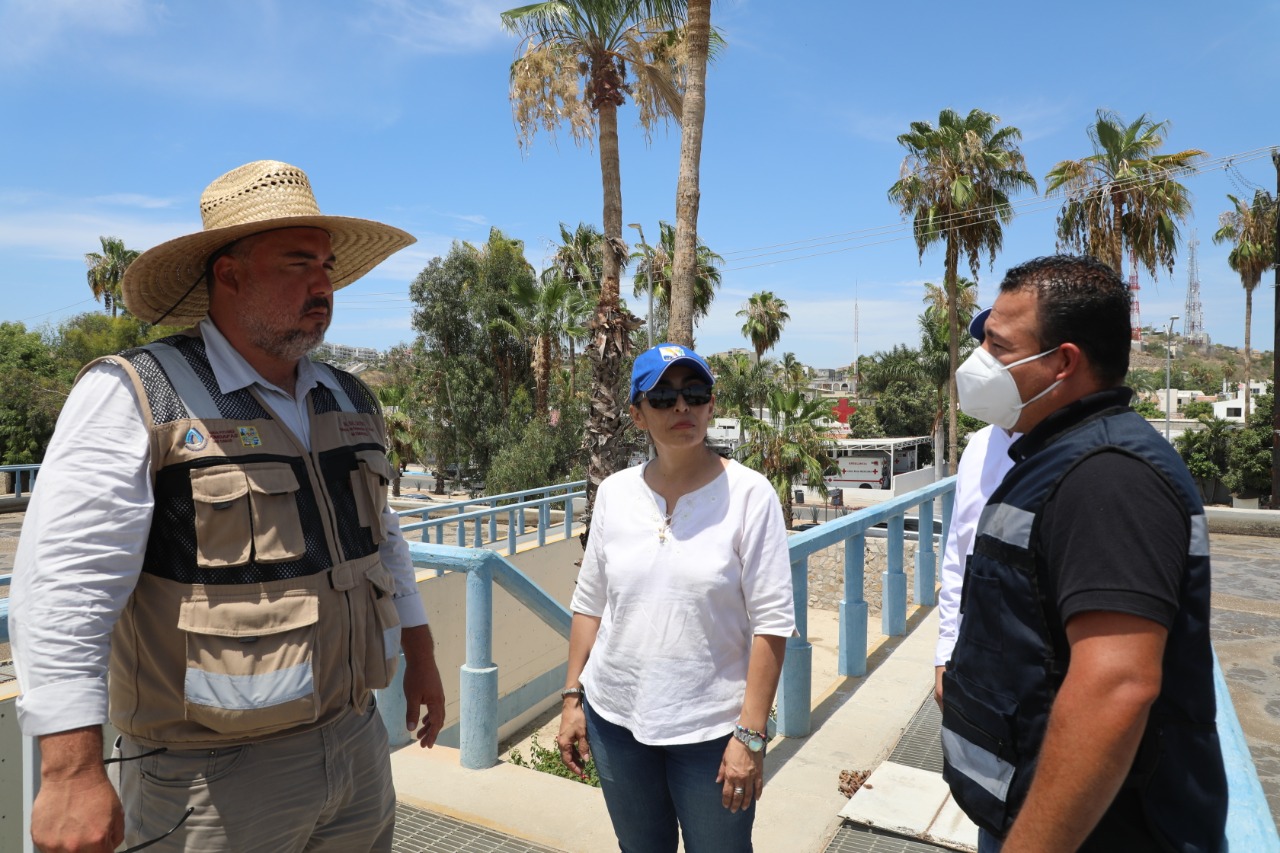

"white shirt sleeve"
[935, 426, 1018, 666]
[380, 509, 429, 628]
[736, 475, 796, 637]
[11, 363, 154, 737]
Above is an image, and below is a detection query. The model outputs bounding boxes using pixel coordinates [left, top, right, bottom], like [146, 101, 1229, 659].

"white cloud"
[88, 193, 178, 210]
[361, 0, 512, 54]
[0, 0, 155, 67]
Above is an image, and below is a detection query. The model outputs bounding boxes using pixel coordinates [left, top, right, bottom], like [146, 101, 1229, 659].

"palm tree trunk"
[537, 333, 551, 416]
[1243, 284, 1253, 419]
[580, 99, 640, 544]
[669, 0, 710, 348]
[944, 238, 960, 471]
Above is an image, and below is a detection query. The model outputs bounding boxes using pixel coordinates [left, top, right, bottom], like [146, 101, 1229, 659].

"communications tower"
[1182, 233, 1206, 345]
[1128, 250, 1143, 344]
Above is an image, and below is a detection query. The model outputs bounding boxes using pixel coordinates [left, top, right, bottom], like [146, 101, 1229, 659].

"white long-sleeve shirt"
[11, 318, 427, 737]
[572, 460, 795, 745]
[935, 425, 1017, 667]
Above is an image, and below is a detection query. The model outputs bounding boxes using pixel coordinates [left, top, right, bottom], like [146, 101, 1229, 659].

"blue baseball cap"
[968, 307, 991, 342]
[630, 343, 715, 404]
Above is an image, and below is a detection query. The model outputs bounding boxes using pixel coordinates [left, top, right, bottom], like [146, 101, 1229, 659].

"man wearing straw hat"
[10, 160, 446, 852]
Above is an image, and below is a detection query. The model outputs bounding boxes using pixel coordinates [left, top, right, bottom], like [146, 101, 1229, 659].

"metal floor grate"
[825, 823, 957, 853]
[824, 695, 952, 853]
[392, 802, 562, 852]
[887, 695, 943, 773]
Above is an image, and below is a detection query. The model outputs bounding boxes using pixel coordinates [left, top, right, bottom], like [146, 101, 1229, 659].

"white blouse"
[571, 459, 795, 745]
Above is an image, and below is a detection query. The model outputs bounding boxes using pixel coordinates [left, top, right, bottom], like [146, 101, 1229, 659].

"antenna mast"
[1183, 232, 1205, 345]
[1128, 249, 1143, 344]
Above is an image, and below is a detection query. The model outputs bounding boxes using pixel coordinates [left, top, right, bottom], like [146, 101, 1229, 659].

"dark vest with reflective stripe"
[87, 329, 401, 748]
[942, 402, 1226, 852]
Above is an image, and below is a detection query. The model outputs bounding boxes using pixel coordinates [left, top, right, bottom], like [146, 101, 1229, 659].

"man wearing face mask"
[941, 255, 1225, 852]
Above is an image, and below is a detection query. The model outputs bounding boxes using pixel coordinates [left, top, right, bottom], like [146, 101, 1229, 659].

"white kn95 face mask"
[956, 345, 1061, 429]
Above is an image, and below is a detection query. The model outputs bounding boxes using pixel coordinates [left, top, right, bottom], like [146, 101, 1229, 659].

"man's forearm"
[1004, 612, 1165, 850]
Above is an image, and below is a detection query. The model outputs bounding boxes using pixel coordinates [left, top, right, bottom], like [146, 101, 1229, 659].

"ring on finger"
[733, 786, 745, 795]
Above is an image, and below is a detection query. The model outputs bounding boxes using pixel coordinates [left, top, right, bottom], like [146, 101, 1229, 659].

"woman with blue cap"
[555, 343, 795, 851]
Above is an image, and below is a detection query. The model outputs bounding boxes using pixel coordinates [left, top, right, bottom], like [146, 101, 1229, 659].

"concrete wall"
[806, 537, 921, 613]
[421, 536, 583, 746]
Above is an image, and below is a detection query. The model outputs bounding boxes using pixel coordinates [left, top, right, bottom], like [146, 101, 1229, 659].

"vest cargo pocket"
[358, 564, 402, 692]
[350, 450, 392, 546]
[940, 670, 1020, 835]
[189, 466, 252, 568]
[244, 462, 307, 562]
[178, 589, 320, 736]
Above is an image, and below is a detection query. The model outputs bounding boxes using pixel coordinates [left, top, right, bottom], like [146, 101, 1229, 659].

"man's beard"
[240, 296, 329, 362]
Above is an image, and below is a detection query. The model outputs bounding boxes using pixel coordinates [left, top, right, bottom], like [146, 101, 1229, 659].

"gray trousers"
[112, 703, 395, 853]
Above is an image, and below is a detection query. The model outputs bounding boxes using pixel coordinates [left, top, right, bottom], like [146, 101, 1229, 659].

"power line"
[332, 143, 1276, 301]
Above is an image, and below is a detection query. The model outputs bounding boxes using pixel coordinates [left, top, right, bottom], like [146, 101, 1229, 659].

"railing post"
[915, 498, 936, 606]
[488, 500, 497, 545]
[941, 489, 954, 556]
[473, 518, 483, 548]
[460, 560, 499, 769]
[839, 532, 868, 677]
[537, 502, 547, 548]
[23, 735, 39, 853]
[507, 509, 518, 554]
[563, 495, 573, 539]
[778, 556, 812, 738]
[882, 514, 907, 636]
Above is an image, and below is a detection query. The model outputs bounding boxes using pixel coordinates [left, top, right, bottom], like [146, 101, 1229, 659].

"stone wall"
[805, 537, 921, 613]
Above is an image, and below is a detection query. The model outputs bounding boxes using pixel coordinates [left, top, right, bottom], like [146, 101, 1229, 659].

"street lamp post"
[626, 223, 654, 349]
[628, 223, 656, 460]
[1165, 315, 1180, 441]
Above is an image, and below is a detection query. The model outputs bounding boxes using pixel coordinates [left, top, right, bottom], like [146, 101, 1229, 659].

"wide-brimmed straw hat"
[121, 160, 416, 324]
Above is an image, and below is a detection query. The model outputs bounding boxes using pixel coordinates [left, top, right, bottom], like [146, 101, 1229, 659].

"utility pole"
[1271, 149, 1279, 505]
[1166, 316, 1179, 442]
[628, 222, 656, 461]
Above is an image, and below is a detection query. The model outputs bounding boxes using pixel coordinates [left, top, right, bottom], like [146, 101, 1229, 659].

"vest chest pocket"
[190, 463, 307, 568]
[177, 590, 320, 736]
[350, 451, 392, 546]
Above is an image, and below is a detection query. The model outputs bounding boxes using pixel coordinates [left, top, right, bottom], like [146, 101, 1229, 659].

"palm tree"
[502, 2, 689, 529]
[740, 388, 833, 529]
[922, 276, 978, 327]
[777, 352, 807, 391]
[888, 108, 1036, 471]
[1213, 190, 1277, 419]
[511, 273, 575, 416]
[561, 286, 593, 394]
[376, 385, 421, 498]
[669, 0, 711, 346]
[552, 221, 607, 296]
[1045, 110, 1205, 278]
[706, 352, 775, 419]
[631, 219, 723, 337]
[85, 236, 140, 318]
[737, 291, 790, 364]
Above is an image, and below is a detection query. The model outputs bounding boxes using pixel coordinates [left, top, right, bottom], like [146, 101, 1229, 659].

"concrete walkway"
[389, 606, 944, 853]
[387, 528, 1280, 851]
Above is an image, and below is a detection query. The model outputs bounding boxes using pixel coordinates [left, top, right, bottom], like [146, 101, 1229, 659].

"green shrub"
[507, 732, 600, 787]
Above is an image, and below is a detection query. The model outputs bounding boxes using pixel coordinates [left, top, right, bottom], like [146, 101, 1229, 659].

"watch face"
[747, 735, 764, 752]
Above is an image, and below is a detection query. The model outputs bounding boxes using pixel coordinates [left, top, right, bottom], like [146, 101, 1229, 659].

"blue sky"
[3, 0, 1277, 370]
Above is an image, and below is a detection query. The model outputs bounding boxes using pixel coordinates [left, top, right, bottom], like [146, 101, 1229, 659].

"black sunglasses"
[640, 383, 713, 409]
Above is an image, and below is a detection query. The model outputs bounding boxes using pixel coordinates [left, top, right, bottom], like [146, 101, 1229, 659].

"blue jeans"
[978, 828, 1003, 853]
[585, 701, 755, 852]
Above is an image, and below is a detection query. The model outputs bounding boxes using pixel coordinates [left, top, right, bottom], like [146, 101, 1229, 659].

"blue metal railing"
[0, 464, 39, 500]
[778, 478, 955, 738]
[3, 471, 1274, 847]
[397, 481, 585, 557]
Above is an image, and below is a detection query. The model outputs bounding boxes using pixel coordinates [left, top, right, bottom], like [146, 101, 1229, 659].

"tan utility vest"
[88, 329, 400, 749]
